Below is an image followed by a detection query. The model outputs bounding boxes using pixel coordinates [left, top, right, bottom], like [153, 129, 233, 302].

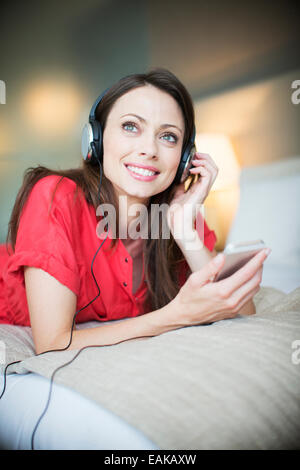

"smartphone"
[214, 239, 266, 281]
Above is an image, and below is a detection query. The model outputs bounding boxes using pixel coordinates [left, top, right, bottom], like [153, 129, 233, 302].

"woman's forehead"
[108, 85, 184, 124]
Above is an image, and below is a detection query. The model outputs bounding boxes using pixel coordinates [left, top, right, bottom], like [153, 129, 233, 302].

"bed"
[0, 157, 300, 450]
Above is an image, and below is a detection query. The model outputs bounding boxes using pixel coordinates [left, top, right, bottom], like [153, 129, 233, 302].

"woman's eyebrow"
[121, 113, 183, 134]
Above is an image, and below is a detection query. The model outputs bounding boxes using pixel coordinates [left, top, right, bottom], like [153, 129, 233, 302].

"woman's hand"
[171, 248, 270, 326]
[167, 153, 218, 238]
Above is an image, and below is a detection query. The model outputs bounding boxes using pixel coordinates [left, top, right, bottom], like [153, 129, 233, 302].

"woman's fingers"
[192, 153, 219, 173]
[190, 157, 218, 177]
[189, 159, 218, 188]
[236, 285, 260, 315]
[218, 249, 269, 296]
[177, 249, 269, 327]
[189, 253, 225, 289]
[226, 267, 263, 312]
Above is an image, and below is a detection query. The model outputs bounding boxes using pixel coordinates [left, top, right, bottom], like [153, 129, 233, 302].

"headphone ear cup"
[81, 123, 93, 161]
[81, 120, 103, 164]
[90, 120, 103, 163]
[174, 144, 196, 185]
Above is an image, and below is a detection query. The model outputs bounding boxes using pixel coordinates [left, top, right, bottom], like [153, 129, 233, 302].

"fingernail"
[264, 248, 271, 256]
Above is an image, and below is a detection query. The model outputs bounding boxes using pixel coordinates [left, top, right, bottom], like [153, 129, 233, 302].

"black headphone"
[81, 87, 196, 186]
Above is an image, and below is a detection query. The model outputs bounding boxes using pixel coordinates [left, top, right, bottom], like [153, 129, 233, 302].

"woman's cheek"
[159, 171, 178, 192]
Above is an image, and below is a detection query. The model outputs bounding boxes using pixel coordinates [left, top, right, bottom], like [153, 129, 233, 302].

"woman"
[0, 68, 270, 354]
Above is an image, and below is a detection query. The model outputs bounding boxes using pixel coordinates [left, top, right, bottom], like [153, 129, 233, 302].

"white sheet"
[0, 373, 159, 450]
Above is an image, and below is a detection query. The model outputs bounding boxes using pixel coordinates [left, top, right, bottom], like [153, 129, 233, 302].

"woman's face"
[102, 84, 185, 205]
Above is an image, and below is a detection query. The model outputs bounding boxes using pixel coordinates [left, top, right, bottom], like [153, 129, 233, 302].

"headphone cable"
[30, 153, 154, 448]
[1, 154, 154, 449]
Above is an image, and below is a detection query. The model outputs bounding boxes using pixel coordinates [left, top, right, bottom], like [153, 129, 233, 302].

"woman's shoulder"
[21, 174, 88, 219]
[30, 174, 83, 206]
[33, 174, 77, 194]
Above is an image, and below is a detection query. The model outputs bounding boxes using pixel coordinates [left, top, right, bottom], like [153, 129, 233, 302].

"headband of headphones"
[81, 88, 196, 185]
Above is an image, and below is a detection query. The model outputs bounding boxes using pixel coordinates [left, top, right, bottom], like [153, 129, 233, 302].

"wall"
[1, 0, 299, 245]
[195, 68, 300, 167]
[196, 68, 300, 249]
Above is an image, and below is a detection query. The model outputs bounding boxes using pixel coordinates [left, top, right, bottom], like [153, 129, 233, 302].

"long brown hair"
[6, 68, 195, 313]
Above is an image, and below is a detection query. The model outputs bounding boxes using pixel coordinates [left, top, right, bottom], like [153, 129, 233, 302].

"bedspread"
[1, 286, 300, 449]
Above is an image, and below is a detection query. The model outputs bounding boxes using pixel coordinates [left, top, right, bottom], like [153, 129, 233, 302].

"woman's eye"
[122, 122, 138, 132]
[162, 133, 178, 143]
[122, 122, 178, 143]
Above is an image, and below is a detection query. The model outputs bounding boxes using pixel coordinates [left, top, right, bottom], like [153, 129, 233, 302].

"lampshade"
[21, 78, 82, 138]
[195, 133, 241, 191]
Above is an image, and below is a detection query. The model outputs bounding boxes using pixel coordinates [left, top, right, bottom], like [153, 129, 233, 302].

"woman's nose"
[138, 132, 158, 158]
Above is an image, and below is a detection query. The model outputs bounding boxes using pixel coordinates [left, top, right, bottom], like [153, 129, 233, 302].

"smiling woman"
[0, 68, 265, 355]
[101, 84, 185, 208]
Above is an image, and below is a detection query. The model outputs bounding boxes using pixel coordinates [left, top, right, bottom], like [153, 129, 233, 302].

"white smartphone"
[214, 239, 266, 281]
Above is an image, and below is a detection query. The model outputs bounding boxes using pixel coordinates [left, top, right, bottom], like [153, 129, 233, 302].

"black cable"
[0, 211, 107, 407]
[0, 360, 22, 400]
[30, 334, 154, 450]
[0, 155, 109, 447]
[1, 154, 152, 450]
[30, 155, 108, 449]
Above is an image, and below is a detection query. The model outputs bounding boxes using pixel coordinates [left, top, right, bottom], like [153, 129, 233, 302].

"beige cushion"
[1, 286, 299, 449]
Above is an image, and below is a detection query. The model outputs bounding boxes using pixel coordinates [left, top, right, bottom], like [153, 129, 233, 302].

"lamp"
[21, 77, 82, 139]
[195, 133, 241, 190]
[195, 133, 241, 250]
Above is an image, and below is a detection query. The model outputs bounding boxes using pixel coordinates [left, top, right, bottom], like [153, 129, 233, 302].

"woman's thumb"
[190, 253, 225, 287]
[208, 253, 225, 282]
[212, 253, 225, 267]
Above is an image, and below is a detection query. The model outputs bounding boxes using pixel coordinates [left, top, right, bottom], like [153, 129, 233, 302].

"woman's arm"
[24, 246, 265, 354]
[24, 266, 181, 354]
[176, 230, 216, 272]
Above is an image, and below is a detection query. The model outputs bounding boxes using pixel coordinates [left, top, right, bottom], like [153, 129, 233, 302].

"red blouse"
[0, 175, 217, 326]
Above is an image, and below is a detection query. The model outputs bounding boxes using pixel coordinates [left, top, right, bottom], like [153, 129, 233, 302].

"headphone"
[81, 87, 196, 185]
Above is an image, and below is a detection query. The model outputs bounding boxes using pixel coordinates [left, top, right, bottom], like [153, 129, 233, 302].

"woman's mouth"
[124, 164, 160, 182]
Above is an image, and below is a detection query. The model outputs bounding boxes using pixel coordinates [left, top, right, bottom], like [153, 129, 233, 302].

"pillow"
[1, 286, 299, 451]
[0, 324, 35, 374]
[0, 288, 287, 376]
[0, 320, 115, 374]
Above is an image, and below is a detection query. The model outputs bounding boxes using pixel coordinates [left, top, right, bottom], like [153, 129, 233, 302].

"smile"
[124, 164, 160, 181]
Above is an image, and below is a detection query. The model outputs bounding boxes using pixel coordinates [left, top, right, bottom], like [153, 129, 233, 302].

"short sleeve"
[194, 210, 217, 252]
[3, 176, 81, 323]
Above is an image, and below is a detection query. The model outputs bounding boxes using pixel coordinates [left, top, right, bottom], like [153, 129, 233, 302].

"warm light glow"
[196, 133, 241, 250]
[195, 133, 241, 191]
[21, 78, 82, 138]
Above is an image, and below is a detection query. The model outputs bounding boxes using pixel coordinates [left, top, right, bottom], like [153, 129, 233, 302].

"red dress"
[0, 175, 217, 326]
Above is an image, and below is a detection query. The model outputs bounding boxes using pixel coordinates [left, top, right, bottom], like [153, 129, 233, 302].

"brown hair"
[6, 67, 195, 313]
